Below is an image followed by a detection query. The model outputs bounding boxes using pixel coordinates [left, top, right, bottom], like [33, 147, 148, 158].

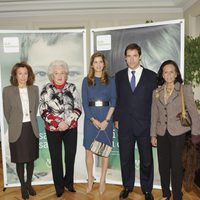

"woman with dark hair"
[82, 52, 116, 194]
[3, 62, 39, 200]
[156, 60, 183, 86]
[150, 60, 200, 200]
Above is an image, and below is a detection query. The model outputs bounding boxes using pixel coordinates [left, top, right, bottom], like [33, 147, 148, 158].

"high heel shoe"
[99, 182, 106, 195]
[26, 184, 36, 196]
[21, 186, 29, 200]
[56, 192, 63, 198]
[86, 178, 94, 193]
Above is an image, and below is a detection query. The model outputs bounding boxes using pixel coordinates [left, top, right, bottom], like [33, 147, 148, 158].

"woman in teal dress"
[82, 52, 116, 194]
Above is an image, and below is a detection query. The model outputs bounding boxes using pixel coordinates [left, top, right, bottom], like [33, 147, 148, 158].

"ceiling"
[0, 0, 198, 17]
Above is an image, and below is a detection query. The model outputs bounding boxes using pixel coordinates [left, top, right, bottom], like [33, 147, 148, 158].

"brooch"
[155, 89, 160, 98]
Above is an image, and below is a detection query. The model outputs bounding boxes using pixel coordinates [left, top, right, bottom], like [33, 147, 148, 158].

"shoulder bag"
[179, 85, 192, 127]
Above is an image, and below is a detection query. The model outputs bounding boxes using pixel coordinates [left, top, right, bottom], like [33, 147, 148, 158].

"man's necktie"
[130, 71, 136, 92]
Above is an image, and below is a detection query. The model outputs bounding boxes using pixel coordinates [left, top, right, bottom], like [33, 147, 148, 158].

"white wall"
[184, 0, 200, 37]
[0, 9, 183, 63]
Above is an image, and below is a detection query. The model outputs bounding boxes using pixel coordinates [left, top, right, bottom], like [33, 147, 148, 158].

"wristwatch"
[105, 119, 110, 123]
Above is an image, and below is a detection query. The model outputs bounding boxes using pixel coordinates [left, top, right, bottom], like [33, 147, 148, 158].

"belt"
[89, 100, 109, 107]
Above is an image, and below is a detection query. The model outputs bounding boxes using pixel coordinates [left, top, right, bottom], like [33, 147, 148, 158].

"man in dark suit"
[114, 43, 157, 200]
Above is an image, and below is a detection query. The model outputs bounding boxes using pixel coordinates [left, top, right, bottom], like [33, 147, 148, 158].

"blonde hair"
[87, 52, 108, 86]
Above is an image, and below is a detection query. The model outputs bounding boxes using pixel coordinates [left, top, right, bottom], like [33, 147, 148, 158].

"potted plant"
[183, 34, 200, 194]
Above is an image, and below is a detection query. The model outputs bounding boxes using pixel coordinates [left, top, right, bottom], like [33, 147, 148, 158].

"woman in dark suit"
[3, 62, 39, 200]
[39, 60, 82, 198]
[150, 60, 200, 200]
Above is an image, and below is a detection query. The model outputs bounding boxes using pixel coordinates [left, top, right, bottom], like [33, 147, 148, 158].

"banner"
[0, 30, 87, 187]
[91, 19, 184, 188]
[0, 20, 184, 188]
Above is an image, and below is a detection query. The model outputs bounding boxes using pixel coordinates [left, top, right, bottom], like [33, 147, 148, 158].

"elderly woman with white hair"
[39, 60, 82, 198]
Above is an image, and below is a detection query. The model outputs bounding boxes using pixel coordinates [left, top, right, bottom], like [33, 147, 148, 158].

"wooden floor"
[0, 149, 200, 199]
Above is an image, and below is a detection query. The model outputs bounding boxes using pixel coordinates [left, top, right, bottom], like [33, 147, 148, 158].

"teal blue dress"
[82, 76, 116, 150]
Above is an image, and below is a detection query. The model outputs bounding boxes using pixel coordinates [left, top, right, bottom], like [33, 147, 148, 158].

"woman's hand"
[151, 136, 157, 147]
[100, 120, 109, 130]
[91, 118, 101, 129]
[114, 121, 119, 129]
[58, 121, 69, 131]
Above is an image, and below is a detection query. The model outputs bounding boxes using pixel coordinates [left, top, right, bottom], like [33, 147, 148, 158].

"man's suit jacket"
[150, 82, 200, 137]
[3, 85, 39, 143]
[114, 67, 157, 137]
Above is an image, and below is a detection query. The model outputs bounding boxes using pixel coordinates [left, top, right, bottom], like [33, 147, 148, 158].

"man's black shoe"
[144, 192, 154, 200]
[119, 188, 132, 199]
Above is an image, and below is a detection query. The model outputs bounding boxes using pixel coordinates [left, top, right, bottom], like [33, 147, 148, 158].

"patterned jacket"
[39, 81, 82, 131]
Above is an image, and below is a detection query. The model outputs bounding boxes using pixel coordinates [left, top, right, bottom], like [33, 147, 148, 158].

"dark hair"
[10, 62, 35, 86]
[124, 43, 141, 56]
[157, 60, 183, 86]
[87, 52, 108, 86]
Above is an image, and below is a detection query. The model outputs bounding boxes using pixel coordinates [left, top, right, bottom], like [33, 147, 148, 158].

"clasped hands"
[91, 118, 108, 130]
[58, 121, 69, 131]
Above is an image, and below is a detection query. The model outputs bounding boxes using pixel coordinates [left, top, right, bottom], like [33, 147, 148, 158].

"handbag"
[90, 130, 112, 157]
[178, 85, 192, 127]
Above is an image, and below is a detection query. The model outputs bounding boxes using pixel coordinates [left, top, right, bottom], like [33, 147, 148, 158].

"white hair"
[48, 60, 69, 82]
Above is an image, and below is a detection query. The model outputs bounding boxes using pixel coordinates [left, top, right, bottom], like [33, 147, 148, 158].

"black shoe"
[26, 185, 36, 196]
[144, 192, 154, 200]
[56, 188, 64, 198]
[161, 194, 171, 200]
[56, 192, 63, 198]
[21, 186, 29, 199]
[65, 186, 76, 192]
[119, 188, 132, 199]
